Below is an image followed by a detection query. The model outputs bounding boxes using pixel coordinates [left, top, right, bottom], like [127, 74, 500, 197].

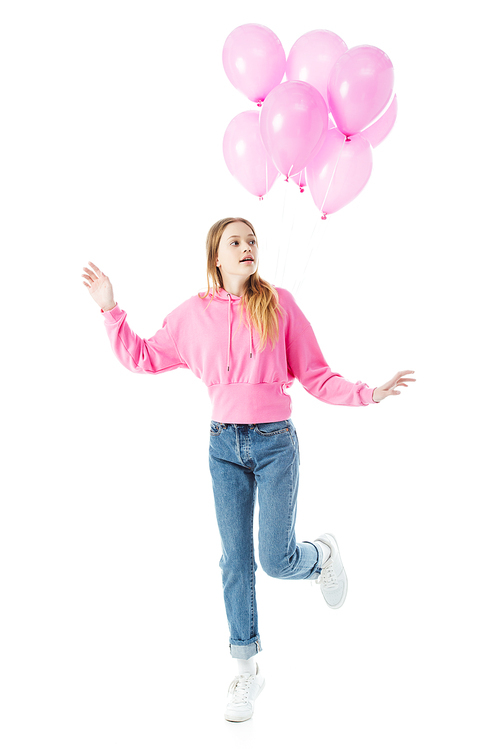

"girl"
[82, 216, 415, 723]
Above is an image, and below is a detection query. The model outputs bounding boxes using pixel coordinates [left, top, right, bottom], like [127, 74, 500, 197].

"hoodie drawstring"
[226, 295, 231, 371]
[225, 292, 253, 372]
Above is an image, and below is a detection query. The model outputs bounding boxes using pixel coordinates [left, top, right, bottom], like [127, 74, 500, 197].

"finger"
[383, 375, 398, 388]
[394, 375, 416, 384]
[83, 267, 98, 281]
[392, 371, 413, 384]
[88, 261, 103, 276]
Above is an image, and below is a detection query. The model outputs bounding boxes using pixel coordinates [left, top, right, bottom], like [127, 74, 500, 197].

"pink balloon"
[223, 110, 279, 198]
[361, 94, 398, 148]
[285, 29, 348, 104]
[222, 24, 286, 105]
[259, 80, 328, 178]
[328, 45, 394, 136]
[290, 125, 345, 190]
[306, 129, 373, 217]
[293, 118, 335, 193]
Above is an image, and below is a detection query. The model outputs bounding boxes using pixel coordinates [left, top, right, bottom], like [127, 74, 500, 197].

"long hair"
[198, 217, 284, 352]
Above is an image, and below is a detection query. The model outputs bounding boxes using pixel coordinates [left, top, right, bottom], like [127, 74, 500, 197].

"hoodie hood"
[208, 286, 253, 372]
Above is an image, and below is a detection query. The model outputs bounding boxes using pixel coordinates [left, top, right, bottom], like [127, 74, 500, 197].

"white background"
[1, 1, 498, 746]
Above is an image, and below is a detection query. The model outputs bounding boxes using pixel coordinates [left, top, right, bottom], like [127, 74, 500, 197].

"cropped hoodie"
[100, 286, 378, 423]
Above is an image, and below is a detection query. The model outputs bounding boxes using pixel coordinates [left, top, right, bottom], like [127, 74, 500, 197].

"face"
[216, 221, 258, 283]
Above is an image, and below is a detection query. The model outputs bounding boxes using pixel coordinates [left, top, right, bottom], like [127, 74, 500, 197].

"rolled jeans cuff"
[229, 637, 262, 660]
[303, 540, 322, 579]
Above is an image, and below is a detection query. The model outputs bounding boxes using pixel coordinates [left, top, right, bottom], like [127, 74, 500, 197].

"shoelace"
[228, 673, 254, 705]
[317, 564, 339, 590]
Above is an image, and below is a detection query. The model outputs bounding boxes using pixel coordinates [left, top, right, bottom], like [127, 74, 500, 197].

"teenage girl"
[82, 216, 415, 722]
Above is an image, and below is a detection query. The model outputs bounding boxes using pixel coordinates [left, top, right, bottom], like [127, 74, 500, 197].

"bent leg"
[253, 421, 322, 581]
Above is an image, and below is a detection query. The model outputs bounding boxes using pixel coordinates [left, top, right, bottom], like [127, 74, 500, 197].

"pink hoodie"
[100, 286, 378, 422]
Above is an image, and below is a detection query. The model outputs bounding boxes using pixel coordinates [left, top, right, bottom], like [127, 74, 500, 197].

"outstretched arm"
[82, 261, 187, 375]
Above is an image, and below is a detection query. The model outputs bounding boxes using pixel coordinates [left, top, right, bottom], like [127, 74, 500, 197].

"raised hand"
[82, 261, 116, 311]
[372, 371, 416, 402]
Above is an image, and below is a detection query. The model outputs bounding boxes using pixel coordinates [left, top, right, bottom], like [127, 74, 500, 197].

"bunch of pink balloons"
[222, 24, 397, 218]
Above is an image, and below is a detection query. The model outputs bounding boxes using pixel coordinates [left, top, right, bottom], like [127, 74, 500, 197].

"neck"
[220, 275, 248, 297]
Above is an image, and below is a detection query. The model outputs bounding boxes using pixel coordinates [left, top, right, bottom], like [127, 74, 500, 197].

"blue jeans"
[208, 419, 323, 659]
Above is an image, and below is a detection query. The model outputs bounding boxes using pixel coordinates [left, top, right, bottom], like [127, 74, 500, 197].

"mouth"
[240, 257, 254, 263]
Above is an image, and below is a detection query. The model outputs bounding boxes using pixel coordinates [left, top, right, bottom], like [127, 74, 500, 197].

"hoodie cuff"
[359, 386, 379, 405]
[100, 303, 122, 320]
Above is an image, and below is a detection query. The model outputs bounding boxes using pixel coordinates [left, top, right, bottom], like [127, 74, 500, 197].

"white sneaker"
[224, 663, 265, 722]
[314, 533, 348, 609]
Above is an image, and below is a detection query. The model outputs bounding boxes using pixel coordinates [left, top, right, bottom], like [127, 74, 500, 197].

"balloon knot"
[299, 187, 304, 193]
[258, 196, 263, 201]
[321, 213, 327, 221]
[256, 100, 262, 107]
[284, 176, 289, 182]
[345, 137, 351, 142]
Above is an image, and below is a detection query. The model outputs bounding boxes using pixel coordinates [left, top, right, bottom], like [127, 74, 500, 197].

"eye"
[230, 241, 239, 246]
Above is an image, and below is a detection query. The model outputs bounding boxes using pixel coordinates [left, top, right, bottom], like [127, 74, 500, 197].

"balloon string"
[258, 186, 268, 265]
[320, 135, 346, 216]
[291, 215, 322, 296]
[274, 177, 288, 283]
[278, 180, 298, 287]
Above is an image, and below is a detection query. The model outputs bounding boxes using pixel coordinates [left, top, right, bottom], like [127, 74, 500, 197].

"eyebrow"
[227, 234, 255, 240]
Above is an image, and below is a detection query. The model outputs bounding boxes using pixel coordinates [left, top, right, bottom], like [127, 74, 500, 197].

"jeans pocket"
[254, 420, 290, 436]
[210, 421, 223, 436]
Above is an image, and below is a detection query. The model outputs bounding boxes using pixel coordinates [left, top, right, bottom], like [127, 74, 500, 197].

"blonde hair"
[198, 217, 284, 352]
